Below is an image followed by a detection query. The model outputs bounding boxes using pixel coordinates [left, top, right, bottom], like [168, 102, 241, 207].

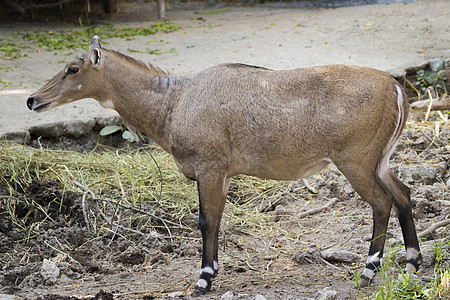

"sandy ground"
[0, 0, 449, 139]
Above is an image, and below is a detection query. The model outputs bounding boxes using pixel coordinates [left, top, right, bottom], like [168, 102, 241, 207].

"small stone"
[317, 287, 338, 300]
[253, 295, 267, 300]
[167, 291, 183, 298]
[0, 294, 14, 300]
[221, 291, 234, 300]
[116, 246, 145, 265]
[41, 259, 60, 284]
[428, 58, 444, 72]
[321, 249, 359, 263]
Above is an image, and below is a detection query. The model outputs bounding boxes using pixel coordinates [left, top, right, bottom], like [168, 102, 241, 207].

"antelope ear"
[89, 35, 101, 50]
[90, 48, 102, 65]
[89, 36, 102, 65]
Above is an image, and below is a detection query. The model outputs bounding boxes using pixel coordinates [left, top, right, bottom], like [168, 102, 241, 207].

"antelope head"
[27, 36, 105, 112]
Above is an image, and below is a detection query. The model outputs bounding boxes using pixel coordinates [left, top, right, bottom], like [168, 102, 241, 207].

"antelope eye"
[68, 67, 79, 74]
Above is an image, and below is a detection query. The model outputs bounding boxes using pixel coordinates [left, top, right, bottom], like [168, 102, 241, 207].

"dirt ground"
[1, 118, 449, 300]
[0, 1, 450, 299]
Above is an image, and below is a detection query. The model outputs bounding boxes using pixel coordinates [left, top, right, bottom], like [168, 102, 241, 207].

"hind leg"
[381, 169, 422, 274]
[335, 162, 394, 286]
[359, 200, 393, 286]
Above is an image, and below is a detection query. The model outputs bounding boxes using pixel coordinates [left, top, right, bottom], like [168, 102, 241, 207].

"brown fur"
[27, 36, 422, 292]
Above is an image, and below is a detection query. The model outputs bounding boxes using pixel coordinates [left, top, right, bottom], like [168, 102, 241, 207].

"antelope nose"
[27, 96, 35, 110]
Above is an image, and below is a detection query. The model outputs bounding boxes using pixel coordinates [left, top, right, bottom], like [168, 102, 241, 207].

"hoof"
[191, 285, 209, 297]
[358, 275, 372, 288]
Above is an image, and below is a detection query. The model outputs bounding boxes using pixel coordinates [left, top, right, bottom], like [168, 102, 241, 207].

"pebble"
[221, 291, 234, 300]
[321, 249, 359, 263]
[40, 259, 60, 284]
[428, 58, 444, 72]
[317, 287, 338, 300]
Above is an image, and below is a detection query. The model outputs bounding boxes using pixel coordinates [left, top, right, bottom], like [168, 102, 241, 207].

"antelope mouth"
[27, 96, 52, 112]
[33, 101, 52, 112]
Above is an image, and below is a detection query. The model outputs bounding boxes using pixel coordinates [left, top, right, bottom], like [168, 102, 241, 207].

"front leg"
[195, 172, 231, 293]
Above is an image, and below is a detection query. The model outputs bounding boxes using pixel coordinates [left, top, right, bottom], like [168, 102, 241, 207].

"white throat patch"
[100, 99, 115, 109]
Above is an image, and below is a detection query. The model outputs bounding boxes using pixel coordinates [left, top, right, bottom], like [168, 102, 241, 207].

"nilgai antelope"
[27, 36, 422, 292]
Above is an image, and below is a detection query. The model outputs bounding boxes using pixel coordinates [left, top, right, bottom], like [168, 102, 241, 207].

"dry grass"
[0, 141, 298, 239]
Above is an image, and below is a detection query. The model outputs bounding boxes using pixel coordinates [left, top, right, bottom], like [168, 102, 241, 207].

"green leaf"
[99, 125, 122, 136]
[122, 131, 136, 142]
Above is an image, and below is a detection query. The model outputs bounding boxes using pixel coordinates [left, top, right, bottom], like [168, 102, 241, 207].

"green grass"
[353, 240, 450, 299]
[0, 22, 180, 59]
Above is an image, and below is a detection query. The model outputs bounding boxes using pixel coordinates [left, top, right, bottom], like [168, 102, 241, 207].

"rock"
[29, 122, 65, 137]
[41, 259, 60, 284]
[413, 198, 438, 219]
[317, 287, 338, 300]
[28, 119, 96, 138]
[321, 249, 359, 263]
[94, 115, 121, 129]
[428, 58, 444, 72]
[59, 274, 72, 284]
[64, 119, 96, 137]
[116, 246, 145, 265]
[398, 165, 440, 185]
[253, 295, 267, 300]
[221, 291, 234, 300]
[0, 294, 15, 300]
[0, 131, 30, 143]
[388, 60, 428, 79]
[143, 249, 166, 266]
[292, 248, 318, 265]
